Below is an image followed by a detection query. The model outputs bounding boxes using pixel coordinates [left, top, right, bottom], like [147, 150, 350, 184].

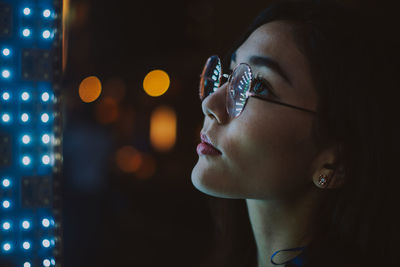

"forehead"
[234, 20, 316, 100]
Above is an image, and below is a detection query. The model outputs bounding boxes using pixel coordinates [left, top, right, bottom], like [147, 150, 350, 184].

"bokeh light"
[135, 153, 156, 179]
[150, 106, 177, 152]
[143, 70, 170, 97]
[95, 96, 119, 124]
[78, 76, 102, 103]
[115, 146, 142, 173]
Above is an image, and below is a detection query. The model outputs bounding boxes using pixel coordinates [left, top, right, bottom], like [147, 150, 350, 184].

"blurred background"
[60, 0, 387, 266]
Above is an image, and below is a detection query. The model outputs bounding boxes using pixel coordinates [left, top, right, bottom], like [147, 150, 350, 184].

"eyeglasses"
[199, 55, 317, 118]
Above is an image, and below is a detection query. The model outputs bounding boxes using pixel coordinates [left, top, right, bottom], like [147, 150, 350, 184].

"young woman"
[191, 1, 399, 267]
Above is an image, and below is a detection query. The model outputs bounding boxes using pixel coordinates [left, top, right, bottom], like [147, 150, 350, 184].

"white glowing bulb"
[22, 220, 30, 229]
[2, 200, 10, 209]
[2, 70, 10, 78]
[21, 92, 30, 101]
[42, 92, 50, 102]
[23, 8, 31, 15]
[42, 30, 51, 39]
[42, 134, 51, 144]
[24, 262, 31, 267]
[43, 9, 51, 18]
[21, 113, 29, 122]
[22, 156, 31, 165]
[2, 179, 10, 187]
[43, 259, 50, 267]
[3, 243, 11, 251]
[1, 114, 10, 122]
[22, 135, 31, 144]
[41, 113, 49, 123]
[2, 222, 11, 230]
[22, 241, 30, 250]
[2, 92, 10, 100]
[42, 218, 50, 227]
[2, 48, 10, 56]
[22, 29, 31, 37]
[42, 155, 50, 165]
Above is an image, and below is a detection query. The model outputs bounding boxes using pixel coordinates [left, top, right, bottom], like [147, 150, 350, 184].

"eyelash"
[253, 74, 277, 98]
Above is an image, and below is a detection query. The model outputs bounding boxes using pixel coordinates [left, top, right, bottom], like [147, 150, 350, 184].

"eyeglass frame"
[199, 55, 317, 118]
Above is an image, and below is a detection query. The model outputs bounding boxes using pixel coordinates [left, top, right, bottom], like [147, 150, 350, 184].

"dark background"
[61, 0, 386, 266]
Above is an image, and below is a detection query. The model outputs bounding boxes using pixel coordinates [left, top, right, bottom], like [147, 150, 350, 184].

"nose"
[201, 82, 230, 124]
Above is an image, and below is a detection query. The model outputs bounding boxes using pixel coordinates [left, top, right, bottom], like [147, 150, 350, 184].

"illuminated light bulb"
[21, 92, 30, 101]
[2, 178, 10, 187]
[22, 29, 31, 37]
[24, 262, 31, 267]
[42, 218, 50, 227]
[22, 156, 31, 165]
[21, 113, 29, 122]
[22, 135, 31, 144]
[143, 69, 170, 97]
[2, 200, 10, 209]
[42, 30, 51, 39]
[43, 9, 51, 18]
[41, 113, 49, 123]
[43, 259, 50, 267]
[3, 243, 11, 251]
[23, 7, 31, 15]
[42, 92, 50, 102]
[42, 155, 50, 165]
[2, 222, 11, 230]
[79, 76, 102, 103]
[22, 241, 30, 250]
[22, 220, 30, 229]
[2, 48, 10, 56]
[42, 134, 50, 144]
[42, 239, 50, 248]
[2, 70, 10, 78]
[2, 113, 10, 122]
[2, 92, 10, 100]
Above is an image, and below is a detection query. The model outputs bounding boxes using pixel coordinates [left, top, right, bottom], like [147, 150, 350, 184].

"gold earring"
[318, 174, 329, 188]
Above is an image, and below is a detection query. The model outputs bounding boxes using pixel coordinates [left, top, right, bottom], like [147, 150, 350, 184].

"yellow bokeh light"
[150, 106, 177, 152]
[79, 76, 102, 103]
[143, 70, 170, 97]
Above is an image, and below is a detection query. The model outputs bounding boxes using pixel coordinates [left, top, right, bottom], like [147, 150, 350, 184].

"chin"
[191, 163, 245, 199]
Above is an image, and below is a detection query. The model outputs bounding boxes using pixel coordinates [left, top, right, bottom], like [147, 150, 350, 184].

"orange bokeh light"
[135, 154, 156, 179]
[79, 76, 102, 103]
[143, 70, 170, 97]
[150, 106, 177, 152]
[116, 146, 142, 173]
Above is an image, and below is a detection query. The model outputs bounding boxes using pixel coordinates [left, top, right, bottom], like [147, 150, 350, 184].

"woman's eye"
[253, 77, 276, 98]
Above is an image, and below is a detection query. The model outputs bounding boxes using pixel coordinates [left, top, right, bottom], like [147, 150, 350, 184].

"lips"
[197, 133, 222, 155]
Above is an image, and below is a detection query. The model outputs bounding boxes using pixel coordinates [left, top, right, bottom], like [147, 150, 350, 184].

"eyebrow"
[231, 51, 293, 87]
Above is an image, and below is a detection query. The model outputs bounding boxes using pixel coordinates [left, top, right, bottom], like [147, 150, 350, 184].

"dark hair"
[202, 1, 400, 267]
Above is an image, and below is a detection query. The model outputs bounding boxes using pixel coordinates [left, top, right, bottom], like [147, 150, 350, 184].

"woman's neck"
[246, 187, 323, 267]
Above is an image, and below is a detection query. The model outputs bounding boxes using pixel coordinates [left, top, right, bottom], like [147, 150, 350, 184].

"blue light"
[42, 218, 50, 227]
[2, 92, 10, 100]
[2, 242, 11, 252]
[22, 28, 31, 37]
[42, 134, 51, 144]
[2, 69, 10, 78]
[42, 155, 51, 165]
[2, 221, 11, 230]
[2, 178, 10, 187]
[1, 113, 11, 123]
[22, 135, 31, 144]
[23, 7, 31, 15]
[43, 259, 50, 267]
[21, 92, 30, 101]
[22, 220, 30, 229]
[22, 156, 31, 166]
[42, 30, 51, 39]
[24, 262, 31, 267]
[21, 113, 29, 122]
[43, 9, 51, 18]
[41, 113, 50, 123]
[42, 92, 50, 102]
[42, 239, 50, 248]
[22, 241, 31, 250]
[2, 48, 10, 56]
[2, 200, 10, 209]
[50, 259, 55, 265]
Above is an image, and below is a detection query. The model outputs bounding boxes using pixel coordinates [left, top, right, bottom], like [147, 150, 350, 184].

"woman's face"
[191, 20, 320, 200]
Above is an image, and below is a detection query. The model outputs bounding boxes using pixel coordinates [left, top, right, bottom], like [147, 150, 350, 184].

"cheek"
[225, 107, 316, 198]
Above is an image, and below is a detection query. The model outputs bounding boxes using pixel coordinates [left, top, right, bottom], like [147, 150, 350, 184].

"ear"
[310, 145, 345, 189]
